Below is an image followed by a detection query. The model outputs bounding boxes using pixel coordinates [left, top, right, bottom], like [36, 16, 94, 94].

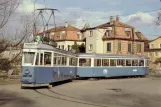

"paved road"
[0, 77, 161, 107]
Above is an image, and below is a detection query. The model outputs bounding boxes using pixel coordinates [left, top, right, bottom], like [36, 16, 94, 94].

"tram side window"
[126, 59, 132, 66]
[110, 59, 116, 66]
[69, 57, 72, 66]
[117, 59, 125, 66]
[69, 57, 77, 66]
[73, 58, 77, 66]
[94, 59, 101, 66]
[139, 60, 144, 66]
[62, 55, 67, 66]
[40, 53, 43, 65]
[44, 52, 52, 66]
[57, 54, 62, 65]
[53, 53, 57, 65]
[132, 60, 138, 66]
[35, 53, 39, 65]
[79, 58, 91, 66]
[102, 59, 109, 66]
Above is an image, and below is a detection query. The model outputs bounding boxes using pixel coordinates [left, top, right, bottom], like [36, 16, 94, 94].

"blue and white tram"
[21, 42, 77, 88]
[76, 53, 149, 78]
[21, 42, 149, 88]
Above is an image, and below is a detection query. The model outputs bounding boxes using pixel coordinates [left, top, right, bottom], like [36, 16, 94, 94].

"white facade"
[56, 41, 85, 51]
[85, 28, 106, 53]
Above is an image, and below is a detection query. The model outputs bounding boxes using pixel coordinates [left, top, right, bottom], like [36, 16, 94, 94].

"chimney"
[65, 22, 68, 27]
[116, 15, 119, 22]
[110, 16, 114, 25]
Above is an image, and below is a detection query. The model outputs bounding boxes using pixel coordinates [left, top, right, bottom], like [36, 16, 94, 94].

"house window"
[137, 44, 141, 52]
[148, 52, 151, 57]
[128, 43, 131, 52]
[68, 45, 70, 51]
[89, 31, 93, 37]
[107, 43, 111, 52]
[118, 43, 121, 52]
[105, 30, 109, 37]
[155, 52, 158, 57]
[151, 44, 154, 48]
[61, 45, 64, 50]
[137, 32, 141, 39]
[89, 44, 93, 51]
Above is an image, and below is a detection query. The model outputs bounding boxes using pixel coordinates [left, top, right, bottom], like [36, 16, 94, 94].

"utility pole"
[33, 0, 59, 46]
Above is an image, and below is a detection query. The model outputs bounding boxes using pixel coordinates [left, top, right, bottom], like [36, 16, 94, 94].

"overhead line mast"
[33, 0, 59, 46]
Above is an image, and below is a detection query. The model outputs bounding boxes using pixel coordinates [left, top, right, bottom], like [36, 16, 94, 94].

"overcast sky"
[13, 0, 161, 40]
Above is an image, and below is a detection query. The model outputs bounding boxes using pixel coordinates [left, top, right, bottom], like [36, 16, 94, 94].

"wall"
[149, 38, 161, 49]
[56, 41, 85, 51]
[103, 40, 144, 55]
[85, 29, 104, 53]
[103, 40, 114, 54]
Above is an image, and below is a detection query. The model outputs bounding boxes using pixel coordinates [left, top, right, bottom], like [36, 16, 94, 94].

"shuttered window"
[118, 43, 121, 52]
[107, 43, 111, 52]
[128, 44, 131, 52]
[137, 44, 141, 52]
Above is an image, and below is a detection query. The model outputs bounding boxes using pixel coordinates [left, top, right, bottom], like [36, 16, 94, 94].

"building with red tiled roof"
[83, 15, 148, 55]
[41, 23, 85, 51]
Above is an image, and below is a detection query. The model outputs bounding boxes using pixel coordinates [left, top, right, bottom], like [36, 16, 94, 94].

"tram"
[21, 42, 77, 88]
[76, 53, 149, 77]
[21, 42, 149, 88]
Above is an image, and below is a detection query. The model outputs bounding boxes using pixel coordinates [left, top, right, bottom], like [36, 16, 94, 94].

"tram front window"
[23, 52, 35, 65]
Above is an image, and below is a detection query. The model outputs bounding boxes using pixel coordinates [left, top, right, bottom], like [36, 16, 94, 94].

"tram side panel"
[34, 67, 53, 84]
[93, 67, 126, 77]
[76, 67, 148, 78]
[34, 67, 76, 84]
[77, 67, 94, 77]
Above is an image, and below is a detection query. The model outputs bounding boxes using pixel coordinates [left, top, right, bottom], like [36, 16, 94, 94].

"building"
[145, 36, 161, 68]
[83, 16, 148, 54]
[44, 23, 85, 51]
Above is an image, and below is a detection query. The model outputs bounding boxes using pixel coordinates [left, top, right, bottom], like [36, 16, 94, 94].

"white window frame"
[151, 44, 154, 48]
[89, 44, 93, 51]
[154, 52, 158, 57]
[89, 30, 93, 37]
[106, 42, 112, 52]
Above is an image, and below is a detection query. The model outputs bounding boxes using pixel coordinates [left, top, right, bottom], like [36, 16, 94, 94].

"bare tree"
[0, 0, 33, 75]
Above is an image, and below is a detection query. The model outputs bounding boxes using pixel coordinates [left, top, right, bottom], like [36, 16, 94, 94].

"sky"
[12, 0, 161, 40]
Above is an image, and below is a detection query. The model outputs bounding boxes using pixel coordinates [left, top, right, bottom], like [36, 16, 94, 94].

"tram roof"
[76, 53, 149, 59]
[23, 42, 75, 55]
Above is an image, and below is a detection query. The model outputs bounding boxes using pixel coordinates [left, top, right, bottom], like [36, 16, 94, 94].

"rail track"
[34, 89, 108, 107]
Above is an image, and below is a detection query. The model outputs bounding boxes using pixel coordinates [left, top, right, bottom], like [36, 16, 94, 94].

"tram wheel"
[48, 85, 52, 89]
[21, 86, 25, 89]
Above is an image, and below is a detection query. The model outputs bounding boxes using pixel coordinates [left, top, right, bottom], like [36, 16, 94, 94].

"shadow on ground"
[83, 89, 161, 107]
[0, 90, 35, 107]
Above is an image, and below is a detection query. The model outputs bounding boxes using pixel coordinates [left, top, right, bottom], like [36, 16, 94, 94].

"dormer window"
[60, 31, 65, 39]
[137, 32, 141, 39]
[77, 32, 82, 40]
[105, 30, 110, 37]
[49, 32, 55, 39]
[125, 28, 130, 32]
